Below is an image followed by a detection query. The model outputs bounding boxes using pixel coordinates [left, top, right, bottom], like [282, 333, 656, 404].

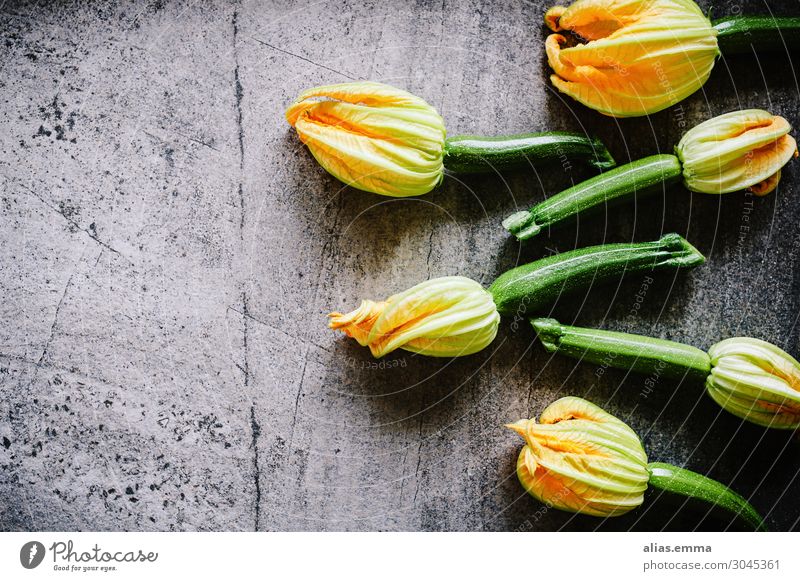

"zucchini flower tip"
[707, 337, 800, 429]
[328, 299, 387, 347]
[544, 5, 566, 31]
[676, 109, 798, 195]
[507, 397, 649, 517]
[504, 419, 529, 437]
[328, 276, 500, 358]
[544, 0, 719, 117]
[286, 81, 446, 197]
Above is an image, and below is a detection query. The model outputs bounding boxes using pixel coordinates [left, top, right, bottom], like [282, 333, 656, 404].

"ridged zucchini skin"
[504, 154, 683, 241]
[488, 233, 704, 317]
[648, 462, 766, 532]
[714, 16, 800, 55]
[531, 318, 711, 382]
[443, 132, 616, 174]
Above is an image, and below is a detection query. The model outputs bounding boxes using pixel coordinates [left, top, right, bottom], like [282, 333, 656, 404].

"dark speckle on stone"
[34, 125, 51, 138]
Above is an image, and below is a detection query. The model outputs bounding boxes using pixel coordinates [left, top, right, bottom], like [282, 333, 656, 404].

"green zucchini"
[531, 318, 711, 382]
[503, 154, 683, 241]
[488, 233, 704, 317]
[714, 16, 800, 55]
[648, 462, 766, 531]
[443, 131, 616, 174]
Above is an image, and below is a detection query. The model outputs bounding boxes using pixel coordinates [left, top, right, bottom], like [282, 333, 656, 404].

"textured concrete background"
[1, 0, 799, 531]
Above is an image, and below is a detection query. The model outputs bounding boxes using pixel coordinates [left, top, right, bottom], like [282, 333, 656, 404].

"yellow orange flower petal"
[328, 300, 387, 347]
[676, 109, 798, 194]
[286, 81, 446, 197]
[707, 338, 800, 429]
[507, 397, 649, 517]
[328, 276, 500, 358]
[544, 0, 719, 117]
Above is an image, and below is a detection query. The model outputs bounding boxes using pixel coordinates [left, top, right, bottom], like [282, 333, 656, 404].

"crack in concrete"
[233, 18, 245, 169]
[412, 415, 424, 505]
[185, 134, 221, 152]
[240, 294, 251, 388]
[226, 305, 331, 353]
[233, 9, 246, 237]
[37, 273, 74, 369]
[16, 182, 123, 257]
[249, 36, 357, 80]
[232, 7, 260, 533]
[426, 228, 435, 279]
[398, 413, 425, 506]
[286, 348, 309, 457]
[250, 404, 262, 531]
[26, 271, 76, 390]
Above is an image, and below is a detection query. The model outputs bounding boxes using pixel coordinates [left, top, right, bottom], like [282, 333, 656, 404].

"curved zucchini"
[503, 154, 683, 241]
[531, 318, 711, 382]
[648, 462, 766, 531]
[714, 16, 800, 55]
[488, 233, 704, 317]
[443, 131, 616, 174]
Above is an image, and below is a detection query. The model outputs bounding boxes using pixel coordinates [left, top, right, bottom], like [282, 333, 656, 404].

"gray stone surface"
[1, 0, 799, 531]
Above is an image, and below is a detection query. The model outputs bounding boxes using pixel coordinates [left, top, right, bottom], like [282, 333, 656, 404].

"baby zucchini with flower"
[532, 318, 800, 429]
[544, 0, 800, 117]
[329, 233, 703, 358]
[507, 396, 765, 529]
[286, 81, 615, 197]
[505, 109, 798, 240]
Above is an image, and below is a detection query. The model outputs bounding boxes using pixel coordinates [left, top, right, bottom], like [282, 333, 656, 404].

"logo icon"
[20, 541, 45, 569]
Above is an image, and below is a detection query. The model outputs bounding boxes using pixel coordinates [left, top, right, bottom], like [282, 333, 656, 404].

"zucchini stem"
[504, 154, 683, 241]
[531, 318, 711, 382]
[488, 233, 704, 317]
[647, 462, 766, 531]
[714, 16, 800, 55]
[443, 132, 616, 174]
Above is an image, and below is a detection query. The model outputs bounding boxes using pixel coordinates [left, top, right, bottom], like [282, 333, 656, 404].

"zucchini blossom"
[504, 109, 798, 241]
[544, 0, 719, 117]
[328, 235, 703, 358]
[508, 396, 766, 529]
[287, 81, 618, 197]
[532, 318, 800, 430]
[506, 397, 649, 517]
[676, 109, 798, 196]
[707, 338, 800, 429]
[286, 81, 446, 197]
[329, 277, 500, 358]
